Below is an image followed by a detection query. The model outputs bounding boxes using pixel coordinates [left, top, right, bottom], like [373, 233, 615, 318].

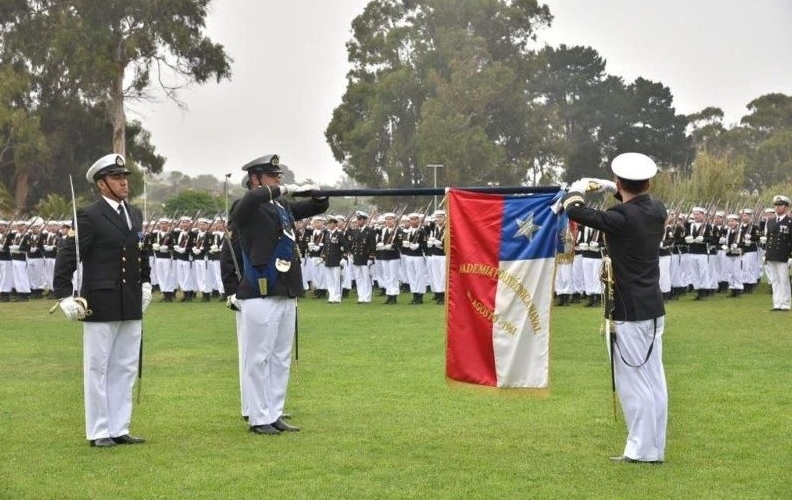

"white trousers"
[44, 257, 56, 290]
[380, 259, 401, 296]
[582, 257, 602, 295]
[688, 254, 711, 290]
[404, 255, 426, 293]
[155, 257, 176, 292]
[765, 260, 791, 310]
[175, 260, 196, 292]
[658, 255, 671, 294]
[571, 254, 585, 293]
[324, 266, 342, 302]
[241, 297, 296, 426]
[0, 260, 12, 292]
[554, 261, 572, 295]
[83, 320, 142, 440]
[725, 256, 744, 290]
[352, 264, 373, 302]
[426, 255, 446, 293]
[11, 260, 31, 293]
[614, 316, 667, 462]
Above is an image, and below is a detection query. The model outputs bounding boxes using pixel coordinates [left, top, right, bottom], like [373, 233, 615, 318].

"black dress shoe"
[281, 413, 292, 420]
[112, 434, 146, 444]
[249, 424, 281, 435]
[610, 455, 662, 464]
[90, 437, 117, 448]
[271, 418, 300, 432]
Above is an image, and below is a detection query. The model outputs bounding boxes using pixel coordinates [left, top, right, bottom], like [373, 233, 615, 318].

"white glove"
[174, 246, 186, 254]
[759, 236, 767, 244]
[210, 244, 219, 253]
[141, 283, 152, 313]
[384, 244, 392, 251]
[226, 293, 241, 310]
[152, 243, 160, 251]
[59, 296, 88, 321]
[44, 245, 55, 252]
[718, 237, 726, 244]
[568, 179, 590, 194]
[409, 243, 419, 250]
[340, 260, 346, 268]
[581, 178, 617, 193]
[744, 235, 752, 241]
[159, 245, 170, 252]
[30, 246, 38, 252]
[589, 241, 599, 249]
[401, 240, 410, 248]
[684, 236, 695, 244]
[191, 247, 201, 255]
[280, 184, 298, 195]
[312, 257, 324, 265]
[434, 239, 443, 247]
[308, 243, 318, 252]
[375, 242, 384, 250]
[579, 242, 589, 251]
[427, 237, 437, 247]
[694, 235, 704, 243]
[9, 244, 20, 253]
[731, 244, 738, 250]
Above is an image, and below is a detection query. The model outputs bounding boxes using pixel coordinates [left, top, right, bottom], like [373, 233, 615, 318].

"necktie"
[117, 203, 131, 229]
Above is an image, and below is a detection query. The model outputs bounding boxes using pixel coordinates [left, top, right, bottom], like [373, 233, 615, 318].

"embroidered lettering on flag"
[446, 189, 564, 389]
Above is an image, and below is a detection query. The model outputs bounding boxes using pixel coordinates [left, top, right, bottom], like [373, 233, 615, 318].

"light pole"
[426, 164, 444, 212]
[224, 173, 232, 217]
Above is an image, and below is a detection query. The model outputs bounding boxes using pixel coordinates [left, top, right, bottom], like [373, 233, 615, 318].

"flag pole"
[291, 186, 561, 198]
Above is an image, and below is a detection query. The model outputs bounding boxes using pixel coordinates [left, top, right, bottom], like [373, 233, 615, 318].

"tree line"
[1, 0, 790, 217]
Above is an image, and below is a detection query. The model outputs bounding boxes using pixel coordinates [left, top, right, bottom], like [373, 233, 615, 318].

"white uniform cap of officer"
[86, 153, 129, 183]
[610, 152, 658, 181]
[772, 195, 790, 206]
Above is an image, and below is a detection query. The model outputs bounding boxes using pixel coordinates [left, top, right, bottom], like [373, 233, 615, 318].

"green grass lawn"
[1, 286, 791, 499]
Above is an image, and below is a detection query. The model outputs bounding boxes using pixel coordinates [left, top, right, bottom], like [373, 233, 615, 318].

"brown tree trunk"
[111, 67, 126, 156]
[14, 168, 29, 215]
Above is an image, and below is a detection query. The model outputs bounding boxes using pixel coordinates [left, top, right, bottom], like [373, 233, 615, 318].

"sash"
[241, 200, 296, 297]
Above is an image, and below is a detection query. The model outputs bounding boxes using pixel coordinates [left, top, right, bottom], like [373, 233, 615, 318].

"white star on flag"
[514, 213, 541, 241]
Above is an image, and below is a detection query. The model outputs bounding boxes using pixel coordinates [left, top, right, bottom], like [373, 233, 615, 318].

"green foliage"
[1, 288, 791, 498]
[161, 189, 224, 216]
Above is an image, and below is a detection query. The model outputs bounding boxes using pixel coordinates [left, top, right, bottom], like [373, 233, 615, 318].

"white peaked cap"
[610, 153, 658, 181]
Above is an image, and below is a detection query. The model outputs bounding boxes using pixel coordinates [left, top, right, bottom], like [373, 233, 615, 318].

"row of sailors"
[0, 218, 71, 301]
[296, 210, 447, 305]
[555, 203, 790, 305]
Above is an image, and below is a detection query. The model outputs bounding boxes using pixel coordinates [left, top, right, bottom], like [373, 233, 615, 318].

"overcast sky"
[134, 0, 792, 187]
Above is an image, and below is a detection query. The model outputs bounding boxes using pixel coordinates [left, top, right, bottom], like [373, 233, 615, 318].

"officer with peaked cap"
[232, 154, 328, 435]
[561, 152, 668, 464]
[763, 195, 792, 311]
[349, 211, 377, 303]
[53, 153, 151, 447]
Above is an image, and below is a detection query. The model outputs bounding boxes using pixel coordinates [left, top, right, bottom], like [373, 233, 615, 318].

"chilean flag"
[446, 189, 564, 389]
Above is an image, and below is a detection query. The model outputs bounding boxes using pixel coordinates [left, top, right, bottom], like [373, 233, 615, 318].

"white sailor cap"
[311, 216, 325, 222]
[714, 210, 725, 217]
[432, 210, 446, 217]
[86, 153, 129, 183]
[772, 195, 790, 206]
[408, 212, 421, 219]
[326, 215, 339, 222]
[610, 153, 658, 181]
[178, 216, 192, 222]
[691, 206, 706, 214]
[382, 212, 396, 219]
[0, 219, 8, 225]
[47, 220, 58, 225]
[742, 209, 754, 215]
[28, 216, 44, 227]
[764, 208, 775, 214]
[59, 220, 72, 227]
[355, 210, 369, 218]
[726, 214, 739, 220]
[197, 217, 212, 224]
